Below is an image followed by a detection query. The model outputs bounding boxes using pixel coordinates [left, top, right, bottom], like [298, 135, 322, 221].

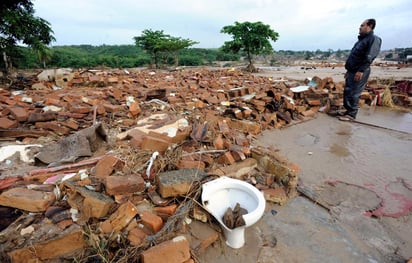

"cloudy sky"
[33, 0, 411, 51]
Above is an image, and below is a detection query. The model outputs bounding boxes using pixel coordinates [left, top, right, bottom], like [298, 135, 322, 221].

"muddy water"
[257, 108, 412, 217]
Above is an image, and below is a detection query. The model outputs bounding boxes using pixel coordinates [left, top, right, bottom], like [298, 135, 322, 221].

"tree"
[0, 0, 55, 74]
[32, 42, 52, 68]
[166, 37, 198, 67]
[220, 21, 279, 72]
[134, 29, 197, 69]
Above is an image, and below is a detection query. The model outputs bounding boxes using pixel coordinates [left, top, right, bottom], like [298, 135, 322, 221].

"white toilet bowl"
[201, 176, 266, 249]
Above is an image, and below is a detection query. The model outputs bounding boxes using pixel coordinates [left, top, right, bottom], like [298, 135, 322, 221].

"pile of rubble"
[0, 67, 410, 262]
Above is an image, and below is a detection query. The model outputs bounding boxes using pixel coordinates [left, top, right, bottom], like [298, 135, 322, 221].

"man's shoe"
[338, 115, 355, 121]
[337, 111, 348, 116]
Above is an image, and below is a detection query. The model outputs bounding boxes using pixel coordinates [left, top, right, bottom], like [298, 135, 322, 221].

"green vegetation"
[5, 45, 241, 69]
[221, 21, 279, 72]
[134, 29, 198, 69]
[0, 0, 55, 74]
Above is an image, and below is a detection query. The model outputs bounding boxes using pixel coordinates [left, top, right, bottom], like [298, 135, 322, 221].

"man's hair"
[366, 19, 376, 30]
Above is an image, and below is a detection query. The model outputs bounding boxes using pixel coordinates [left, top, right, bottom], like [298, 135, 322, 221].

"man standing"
[339, 18, 382, 121]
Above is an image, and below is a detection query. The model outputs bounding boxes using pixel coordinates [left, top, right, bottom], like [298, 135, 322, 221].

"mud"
[199, 66, 412, 262]
[255, 65, 412, 82]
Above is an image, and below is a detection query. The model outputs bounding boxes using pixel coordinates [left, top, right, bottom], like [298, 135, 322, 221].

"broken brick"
[27, 111, 57, 123]
[141, 135, 171, 153]
[140, 210, 163, 234]
[128, 225, 148, 246]
[153, 204, 178, 216]
[129, 101, 141, 116]
[262, 187, 287, 205]
[63, 181, 114, 220]
[103, 103, 124, 113]
[141, 236, 190, 263]
[0, 117, 18, 129]
[230, 119, 261, 135]
[7, 106, 28, 122]
[8, 225, 86, 262]
[0, 187, 56, 212]
[217, 151, 236, 165]
[104, 174, 145, 196]
[176, 159, 206, 170]
[93, 155, 125, 177]
[100, 201, 138, 234]
[210, 158, 257, 180]
[35, 121, 70, 134]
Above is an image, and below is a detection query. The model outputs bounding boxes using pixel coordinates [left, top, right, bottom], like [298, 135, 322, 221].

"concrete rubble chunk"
[35, 123, 107, 165]
[157, 168, 207, 198]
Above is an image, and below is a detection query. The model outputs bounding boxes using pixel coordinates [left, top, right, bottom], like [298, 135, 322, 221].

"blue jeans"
[343, 67, 370, 118]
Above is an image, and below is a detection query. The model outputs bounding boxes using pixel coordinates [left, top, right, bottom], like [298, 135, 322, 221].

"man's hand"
[354, 71, 363, 81]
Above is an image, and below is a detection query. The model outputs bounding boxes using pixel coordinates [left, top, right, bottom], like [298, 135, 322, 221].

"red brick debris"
[0, 67, 410, 262]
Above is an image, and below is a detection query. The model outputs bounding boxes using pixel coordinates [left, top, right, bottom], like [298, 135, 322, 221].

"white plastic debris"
[0, 144, 42, 163]
[43, 105, 62, 112]
[281, 94, 295, 105]
[78, 169, 88, 180]
[70, 208, 79, 222]
[290, 86, 310, 93]
[11, 90, 24, 96]
[126, 96, 136, 107]
[146, 151, 159, 179]
[21, 96, 33, 103]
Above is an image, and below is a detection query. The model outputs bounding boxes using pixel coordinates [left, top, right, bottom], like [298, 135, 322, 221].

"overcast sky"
[33, 0, 411, 51]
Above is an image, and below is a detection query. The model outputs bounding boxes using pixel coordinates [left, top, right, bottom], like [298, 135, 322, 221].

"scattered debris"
[0, 67, 410, 262]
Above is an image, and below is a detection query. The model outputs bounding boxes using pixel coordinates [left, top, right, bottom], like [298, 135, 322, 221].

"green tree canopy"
[0, 0, 55, 74]
[134, 29, 198, 68]
[221, 21, 279, 72]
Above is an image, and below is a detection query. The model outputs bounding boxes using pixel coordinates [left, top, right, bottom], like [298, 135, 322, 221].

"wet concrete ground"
[200, 107, 412, 263]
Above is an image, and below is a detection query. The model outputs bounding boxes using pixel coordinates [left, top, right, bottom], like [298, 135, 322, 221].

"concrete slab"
[254, 109, 412, 261]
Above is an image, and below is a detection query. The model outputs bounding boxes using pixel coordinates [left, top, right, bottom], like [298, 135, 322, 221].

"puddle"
[329, 143, 350, 157]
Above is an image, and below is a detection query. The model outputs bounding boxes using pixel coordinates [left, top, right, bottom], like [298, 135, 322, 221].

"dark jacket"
[345, 31, 382, 73]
